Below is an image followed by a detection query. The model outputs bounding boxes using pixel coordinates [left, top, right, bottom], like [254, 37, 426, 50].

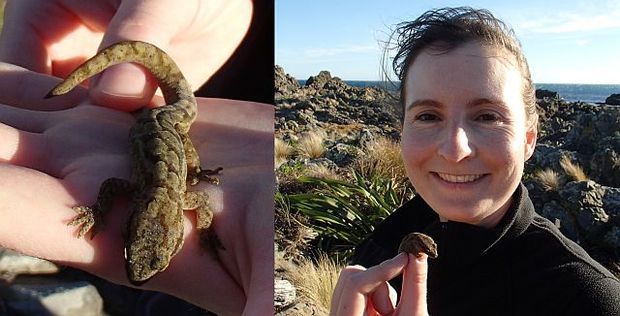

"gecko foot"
[188, 167, 223, 186]
[69, 206, 103, 239]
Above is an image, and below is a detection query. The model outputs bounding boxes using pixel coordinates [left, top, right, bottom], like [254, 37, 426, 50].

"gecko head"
[125, 245, 172, 285]
[124, 209, 185, 285]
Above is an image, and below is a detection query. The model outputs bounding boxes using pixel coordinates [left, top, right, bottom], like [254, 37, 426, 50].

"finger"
[333, 254, 407, 316]
[0, 0, 50, 72]
[0, 122, 56, 176]
[89, 0, 196, 111]
[0, 63, 87, 110]
[0, 1, 104, 74]
[0, 164, 83, 260]
[355, 253, 408, 293]
[369, 281, 396, 315]
[0, 104, 55, 133]
[330, 265, 366, 316]
[397, 254, 429, 315]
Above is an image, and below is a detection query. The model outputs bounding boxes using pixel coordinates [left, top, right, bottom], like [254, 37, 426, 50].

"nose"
[437, 124, 474, 162]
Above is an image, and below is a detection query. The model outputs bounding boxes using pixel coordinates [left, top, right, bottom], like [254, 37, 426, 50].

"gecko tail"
[42, 41, 193, 107]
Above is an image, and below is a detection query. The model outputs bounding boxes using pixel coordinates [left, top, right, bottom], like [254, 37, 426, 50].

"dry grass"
[297, 131, 326, 159]
[0, 1, 5, 33]
[534, 169, 562, 191]
[560, 156, 589, 182]
[275, 138, 293, 168]
[353, 136, 406, 182]
[289, 254, 343, 312]
[275, 193, 317, 260]
[303, 163, 341, 180]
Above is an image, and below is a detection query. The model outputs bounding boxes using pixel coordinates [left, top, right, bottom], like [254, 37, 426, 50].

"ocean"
[300, 80, 620, 104]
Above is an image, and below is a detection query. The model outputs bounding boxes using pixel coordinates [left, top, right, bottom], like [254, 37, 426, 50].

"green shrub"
[285, 170, 415, 259]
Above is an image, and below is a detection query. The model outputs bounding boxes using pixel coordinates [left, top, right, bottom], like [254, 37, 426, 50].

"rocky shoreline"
[275, 65, 620, 313]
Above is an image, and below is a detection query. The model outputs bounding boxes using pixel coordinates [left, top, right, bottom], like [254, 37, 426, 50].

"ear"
[524, 124, 537, 161]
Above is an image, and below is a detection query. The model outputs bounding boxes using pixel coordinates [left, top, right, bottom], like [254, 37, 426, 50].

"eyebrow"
[406, 97, 508, 111]
[405, 99, 442, 111]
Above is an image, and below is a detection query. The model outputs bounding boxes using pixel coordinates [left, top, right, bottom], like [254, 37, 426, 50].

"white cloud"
[515, 4, 620, 34]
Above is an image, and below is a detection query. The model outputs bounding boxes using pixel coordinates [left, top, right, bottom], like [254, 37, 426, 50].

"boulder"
[536, 89, 560, 100]
[605, 93, 620, 105]
[559, 181, 608, 234]
[3, 278, 103, 316]
[305, 71, 333, 89]
[275, 65, 301, 98]
[325, 143, 363, 166]
[589, 136, 620, 187]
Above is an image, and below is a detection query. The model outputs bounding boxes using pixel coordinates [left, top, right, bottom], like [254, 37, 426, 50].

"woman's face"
[401, 41, 537, 228]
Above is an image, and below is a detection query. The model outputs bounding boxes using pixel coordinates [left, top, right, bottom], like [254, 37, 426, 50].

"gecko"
[398, 232, 438, 259]
[45, 41, 223, 285]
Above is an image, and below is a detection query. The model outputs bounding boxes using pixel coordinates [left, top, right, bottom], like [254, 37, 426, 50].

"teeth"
[437, 173, 483, 183]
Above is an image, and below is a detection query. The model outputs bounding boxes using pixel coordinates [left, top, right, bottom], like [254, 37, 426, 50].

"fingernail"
[415, 253, 428, 263]
[95, 63, 147, 97]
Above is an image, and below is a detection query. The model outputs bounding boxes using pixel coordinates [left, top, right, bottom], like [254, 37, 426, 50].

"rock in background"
[526, 96, 620, 271]
[275, 65, 401, 156]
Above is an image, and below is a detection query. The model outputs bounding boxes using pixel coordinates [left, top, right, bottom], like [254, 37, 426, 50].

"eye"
[476, 112, 502, 122]
[415, 113, 440, 122]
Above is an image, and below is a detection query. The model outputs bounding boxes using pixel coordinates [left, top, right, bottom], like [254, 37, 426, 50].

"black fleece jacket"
[351, 183, 620, 315]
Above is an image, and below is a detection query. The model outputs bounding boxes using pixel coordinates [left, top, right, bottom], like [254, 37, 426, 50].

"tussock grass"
[289, 254, 343, 312]
[534, 169, 562, 191]
[275, 138, 292, 168]
[353, 136, 406, 183]
[304, 163, 340, 180]
[560, 156, 589, 182]
[297, 131, 326, 159]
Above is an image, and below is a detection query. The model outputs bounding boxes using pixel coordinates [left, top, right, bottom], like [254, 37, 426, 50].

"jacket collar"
[381, 183, 535, 265]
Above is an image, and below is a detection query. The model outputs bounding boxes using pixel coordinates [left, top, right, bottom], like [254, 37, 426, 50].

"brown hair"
[385, 7, 538, 129]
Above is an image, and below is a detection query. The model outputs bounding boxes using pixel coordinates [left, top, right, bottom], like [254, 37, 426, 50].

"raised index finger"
[355, 253, 409, 293]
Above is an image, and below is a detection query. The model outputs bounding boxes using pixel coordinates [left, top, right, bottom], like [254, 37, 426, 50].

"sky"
[276, 0, 620, 84]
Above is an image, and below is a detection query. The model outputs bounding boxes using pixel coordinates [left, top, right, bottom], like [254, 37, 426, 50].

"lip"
[431, 172, 489, 188]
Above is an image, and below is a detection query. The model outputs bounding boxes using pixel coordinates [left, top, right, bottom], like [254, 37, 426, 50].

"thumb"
[89, 0, 195, 111]
[396, 254, 429, 316]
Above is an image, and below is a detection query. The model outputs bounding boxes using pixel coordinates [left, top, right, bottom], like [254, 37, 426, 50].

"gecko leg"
[180, 133, 222, 185]
[183, 191, 225, 257]
[70, 178, 134, 239]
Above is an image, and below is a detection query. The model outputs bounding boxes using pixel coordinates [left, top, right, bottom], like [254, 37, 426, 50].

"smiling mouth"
[435, 172, 486, 183]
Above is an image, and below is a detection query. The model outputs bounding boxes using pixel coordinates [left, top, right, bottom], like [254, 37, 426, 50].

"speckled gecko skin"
[398, 232, 438, 258]
[45, 41, 223, 285]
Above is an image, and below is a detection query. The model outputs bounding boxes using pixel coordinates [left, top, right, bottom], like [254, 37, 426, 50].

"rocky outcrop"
[528, 98, 620, 187]
[536, 89, 560, 100]
[525, 95, 620, 270]
[275, 65, 301, 99]
[606, 93, 620, 105]
[275, 66, 400, 167]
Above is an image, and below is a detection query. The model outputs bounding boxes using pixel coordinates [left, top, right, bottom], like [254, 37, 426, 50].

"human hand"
[0, 63, 274, 315]
[0, 0, 252, 111]
[330, 253, 430, 316]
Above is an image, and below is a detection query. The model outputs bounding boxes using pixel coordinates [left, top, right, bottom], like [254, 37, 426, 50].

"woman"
[330, 7, 620, 316]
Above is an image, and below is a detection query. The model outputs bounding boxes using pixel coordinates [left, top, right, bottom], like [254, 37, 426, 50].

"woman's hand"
[0, 62, 274, 315]
[330, 253, 430, 316]
[0, 0, 253, 111]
